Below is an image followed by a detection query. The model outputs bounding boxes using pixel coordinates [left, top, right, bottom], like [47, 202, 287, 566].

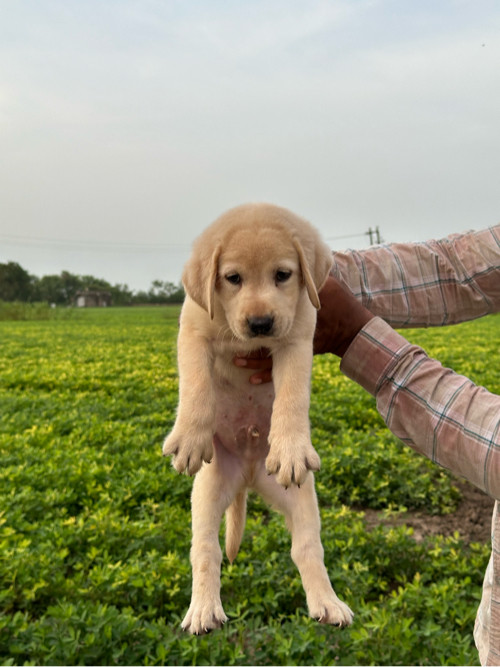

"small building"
[75, 290, 112, 308]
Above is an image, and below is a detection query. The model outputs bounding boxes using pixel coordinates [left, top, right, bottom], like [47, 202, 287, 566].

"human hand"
[234, 348, 272, 384]
[313, 274, 374, 357]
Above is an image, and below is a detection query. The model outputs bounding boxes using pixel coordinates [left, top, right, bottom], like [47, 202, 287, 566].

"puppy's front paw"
[163, 424, 213, 476]
[265, 434, 321, 487]
[181, 598, 228, 635]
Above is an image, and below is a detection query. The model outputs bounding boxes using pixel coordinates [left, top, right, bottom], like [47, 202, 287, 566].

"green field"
[1, 307, 498, 665]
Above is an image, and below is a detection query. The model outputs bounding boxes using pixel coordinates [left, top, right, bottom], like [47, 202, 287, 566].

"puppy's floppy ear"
[182, 242, 221, 319]
[292, 234, 333, 310]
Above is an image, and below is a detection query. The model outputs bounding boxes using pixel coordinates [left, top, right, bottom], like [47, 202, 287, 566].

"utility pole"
[366, 226, 382, 245]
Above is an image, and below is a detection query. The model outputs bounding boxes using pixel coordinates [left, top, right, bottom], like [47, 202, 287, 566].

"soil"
[362, 478, 495, 544]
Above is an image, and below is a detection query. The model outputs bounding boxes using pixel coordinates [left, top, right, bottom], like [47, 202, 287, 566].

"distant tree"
[166, 281, 185, 303]
[79, 275, 112, 291]
[33, 271, 83, 304]
[0, 261, 183, 306]
[109, 283, 133, 306]
[60, 271, 83, 303]
[33, 274, 64, 304]
[131, 290, 149, 304]
[145, 280, 185, 303]
[0, 262, 34, 301]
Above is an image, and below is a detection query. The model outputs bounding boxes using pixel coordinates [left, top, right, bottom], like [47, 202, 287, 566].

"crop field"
[1, 306, 499, 665]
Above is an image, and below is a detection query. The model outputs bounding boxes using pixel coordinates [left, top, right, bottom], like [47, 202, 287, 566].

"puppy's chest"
[213, 377, 274, 461]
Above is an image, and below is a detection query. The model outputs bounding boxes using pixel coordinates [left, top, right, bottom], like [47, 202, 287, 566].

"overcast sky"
[1, 0, 499, 292]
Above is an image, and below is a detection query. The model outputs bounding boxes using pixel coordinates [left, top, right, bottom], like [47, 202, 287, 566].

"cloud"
[174, 1, 356, 57]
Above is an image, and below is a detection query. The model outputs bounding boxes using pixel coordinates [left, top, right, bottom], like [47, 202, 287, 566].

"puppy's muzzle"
[247, 315, 274, 337]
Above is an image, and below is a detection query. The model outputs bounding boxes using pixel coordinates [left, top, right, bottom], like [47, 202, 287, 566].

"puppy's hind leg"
[254, 470, 353, 627]
[182, 457, 241, 635]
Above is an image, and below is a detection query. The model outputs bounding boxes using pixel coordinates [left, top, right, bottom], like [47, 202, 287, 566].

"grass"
[0, 301, 74, 321]
[0, 307, 498, 665]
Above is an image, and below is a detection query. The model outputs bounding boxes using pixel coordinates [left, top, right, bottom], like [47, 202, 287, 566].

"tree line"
[0, 261, 185, 306]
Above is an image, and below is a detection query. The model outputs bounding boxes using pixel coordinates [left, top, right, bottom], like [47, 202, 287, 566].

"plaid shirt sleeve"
[331, 225, 500, 327]
[336, 225, 500, 665]
[341, 316, 500, 498]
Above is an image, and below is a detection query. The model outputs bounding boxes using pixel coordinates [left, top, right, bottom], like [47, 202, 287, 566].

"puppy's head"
[183, 203, 333, 341]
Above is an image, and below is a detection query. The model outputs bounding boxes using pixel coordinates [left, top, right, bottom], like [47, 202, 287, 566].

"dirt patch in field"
[362, 479, 495, 544]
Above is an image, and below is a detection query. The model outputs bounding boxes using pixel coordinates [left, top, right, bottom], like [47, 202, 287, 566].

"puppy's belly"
[213, 382, 274, 462]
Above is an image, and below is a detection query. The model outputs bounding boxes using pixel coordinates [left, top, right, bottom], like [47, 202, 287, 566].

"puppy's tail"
[225, 490, 247, 564]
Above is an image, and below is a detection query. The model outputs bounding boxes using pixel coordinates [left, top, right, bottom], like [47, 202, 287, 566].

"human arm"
[318, 262, 500, 499]
[332, 226, 500, 497]
[340, 315, 500, 500]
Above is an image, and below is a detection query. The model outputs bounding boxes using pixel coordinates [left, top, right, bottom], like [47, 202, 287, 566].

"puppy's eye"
[225, 273, 241, 285]
[275, 270, 292, 284]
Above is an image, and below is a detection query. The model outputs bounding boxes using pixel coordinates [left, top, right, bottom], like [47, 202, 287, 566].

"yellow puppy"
[164, 203, 353, 634]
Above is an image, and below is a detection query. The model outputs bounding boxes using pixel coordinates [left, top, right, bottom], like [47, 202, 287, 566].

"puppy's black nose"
[247, 315, 274, 337]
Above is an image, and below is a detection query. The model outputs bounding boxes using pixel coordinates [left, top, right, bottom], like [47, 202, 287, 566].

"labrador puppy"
[163, 203, 353, 634]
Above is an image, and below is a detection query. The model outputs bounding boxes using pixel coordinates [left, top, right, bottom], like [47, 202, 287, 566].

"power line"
[1, 226, 384, 252]
[326, 226, 383, 245]
[325, 231, 367, 242]
[0, 233, 190, 252]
